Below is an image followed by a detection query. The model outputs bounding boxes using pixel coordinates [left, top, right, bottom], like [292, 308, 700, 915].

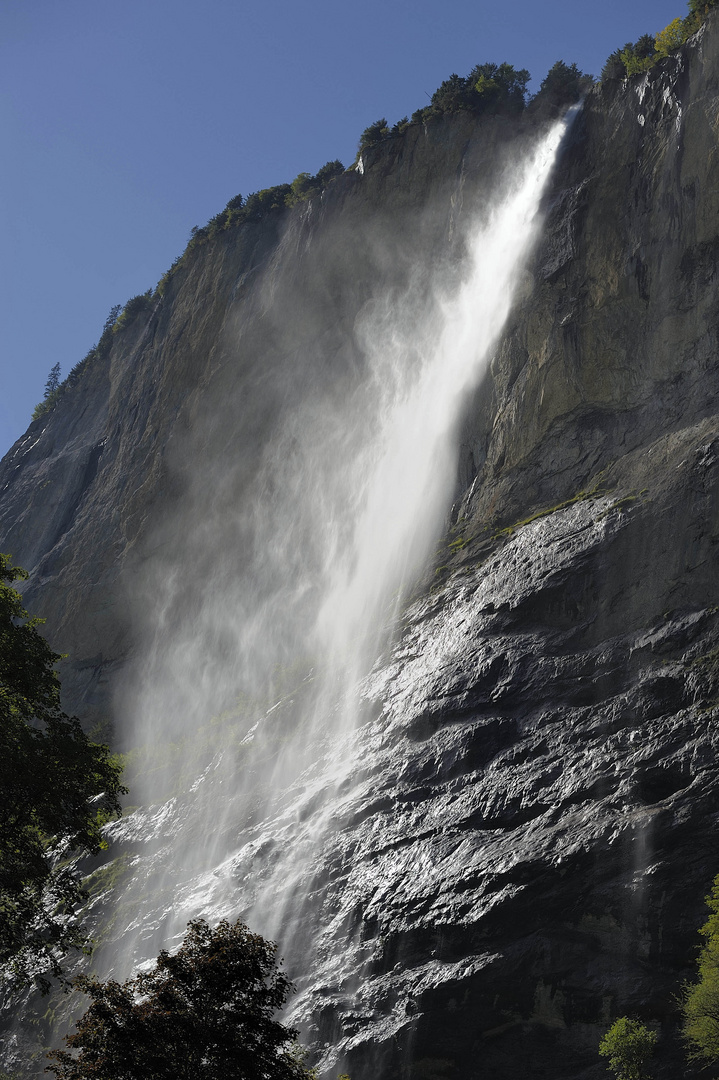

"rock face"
[4, 15, 719, 1080]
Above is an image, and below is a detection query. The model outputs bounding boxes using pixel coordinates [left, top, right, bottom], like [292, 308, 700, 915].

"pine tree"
[43, 362, 61, 399]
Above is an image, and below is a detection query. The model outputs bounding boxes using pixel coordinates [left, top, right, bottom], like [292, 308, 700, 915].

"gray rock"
[5, 14, 719, 1080]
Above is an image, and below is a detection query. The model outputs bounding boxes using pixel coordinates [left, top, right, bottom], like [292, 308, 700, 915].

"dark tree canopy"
[0, 553, 124, 986]
[535, 60, 593, 107]
[314, 159, 344, 186]
[47, 919, 316, 1080]
[681, 873, 719, 1065]
[430, 62, 531, 117]
[43, 364, 61, 400]
[470, 61, 531, 112]
[358, 117, 391, 151]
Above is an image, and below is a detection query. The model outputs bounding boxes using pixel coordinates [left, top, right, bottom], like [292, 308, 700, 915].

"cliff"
[3, 13, 719, 1080]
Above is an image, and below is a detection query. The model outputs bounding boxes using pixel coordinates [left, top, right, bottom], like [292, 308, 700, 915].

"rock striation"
[3, 13, 719, 1080]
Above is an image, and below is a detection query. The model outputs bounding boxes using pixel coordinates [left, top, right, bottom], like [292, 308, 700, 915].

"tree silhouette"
[47, 918, 316, 1080]
[0, 553, 123, 987]
[43, 363, 61, 399]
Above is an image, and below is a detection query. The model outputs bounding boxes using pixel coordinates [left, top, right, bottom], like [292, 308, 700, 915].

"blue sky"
[1, 0, 683, 456]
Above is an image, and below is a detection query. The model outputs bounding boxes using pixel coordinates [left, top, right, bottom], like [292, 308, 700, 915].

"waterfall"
[107, 109, 577, 1003]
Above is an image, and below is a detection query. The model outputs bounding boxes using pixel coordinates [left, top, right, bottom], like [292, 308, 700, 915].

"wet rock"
[5, 13, 719, 1080]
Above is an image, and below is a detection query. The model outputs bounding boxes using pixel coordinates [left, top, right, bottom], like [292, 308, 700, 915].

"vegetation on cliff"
[358, 59, 591, 154]
[0, 554, 124, 989]
[47, 918, 316, 1080]
[599, 1018, 657, 1080]
[681, 872, 719, 1065]
[596, 871, 719, 1075]
[602, 0, 718, 80]
[29, 0, 716, 426]
[31, 295, 153, 421]
[156, 157, 347, 294]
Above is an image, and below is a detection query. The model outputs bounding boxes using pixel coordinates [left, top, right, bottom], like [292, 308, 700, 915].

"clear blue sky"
[1, 0, 682, 457]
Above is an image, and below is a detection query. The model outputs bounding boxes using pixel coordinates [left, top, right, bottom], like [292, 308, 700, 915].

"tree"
[598, 1017, 657, 1080]
[243, 184, 293, 221]
[681, 873, 719, 1065]
[0, 554, 124, 987]
[44, 363, 61, 400]
[619, 40, 655, 77]
[314, 160, 344, 187]
[633, 34, 657, 60]
[469, 62, 530, 113]
[358, 118, 390, 151]
[430, 73, 473, 113]
[102, 305, 122, 335]
[46, 918, 316, 1080]
[112, 291, 154, 332]
[601, 45, 632, 82]
[535, 61, 593, 106]
[429, 62, 530, 118]
[287, 172, 317, 206]
[655, 18, 687, 58]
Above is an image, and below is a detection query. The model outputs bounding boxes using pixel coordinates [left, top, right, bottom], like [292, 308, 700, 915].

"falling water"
[108, 110, 578, 993]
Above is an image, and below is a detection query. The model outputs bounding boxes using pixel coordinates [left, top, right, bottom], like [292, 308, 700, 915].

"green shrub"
[681, 873, 719, 1065]
[154, 160, 346, 293]
[112, 290, 153, 333]
[602, 0, 718, 83]
[31, 390, 60, 421]
[243, 184, 293, 220]
[598, 1017, 657, 1080]
[620, 38, 656, 76]
[655, 18, 687, 55]
[286, 171, 319, 207]
[315, 159, 344, 185]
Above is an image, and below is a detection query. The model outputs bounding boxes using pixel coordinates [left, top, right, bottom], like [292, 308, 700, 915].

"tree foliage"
[33, 364, 64, 420]
[601, 0, 717, 82]
[0, 554, 124, 987]
[655, 17, 688, 56]
[471, 61, 531, 111]
[598, 1017, 657, 1080]
[173, 158, 346, 268]
[357, 60, 533, 151]
[46, 918, 316, 1080]
[31, 294, 150, 420]
[681, 873, 719, 1064]
[111, 291, 154, 333]
[535, 60, 593, 106]
[427, 61, 530, 119]
[358, 118, 391, 150]
[102, 304, 122, 336]
[44, 364, 61, 400]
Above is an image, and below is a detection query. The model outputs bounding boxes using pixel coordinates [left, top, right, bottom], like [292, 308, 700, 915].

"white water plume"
[113, 110, 577, 979]
[317, 115, 575, 677]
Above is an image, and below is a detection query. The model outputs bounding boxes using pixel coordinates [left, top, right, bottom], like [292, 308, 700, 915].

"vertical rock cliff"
[3, 14, 719, 1080]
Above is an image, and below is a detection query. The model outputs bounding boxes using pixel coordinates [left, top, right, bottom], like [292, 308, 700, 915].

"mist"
[104, 113, 576, 1009]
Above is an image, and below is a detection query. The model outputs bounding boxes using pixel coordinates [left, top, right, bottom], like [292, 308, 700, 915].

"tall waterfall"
[109, 110, 577, 1003]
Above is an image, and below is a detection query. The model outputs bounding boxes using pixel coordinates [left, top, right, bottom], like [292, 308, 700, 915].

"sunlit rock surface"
[3, 14, 719, 1080]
